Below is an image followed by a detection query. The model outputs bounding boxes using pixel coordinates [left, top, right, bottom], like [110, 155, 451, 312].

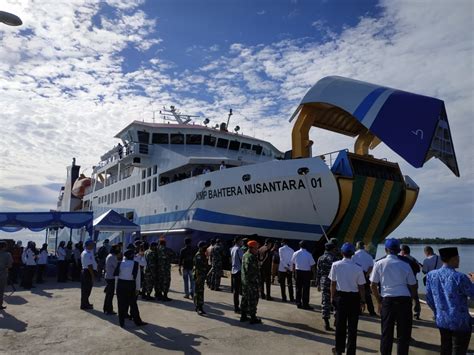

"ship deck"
[1, 266, 472, 354]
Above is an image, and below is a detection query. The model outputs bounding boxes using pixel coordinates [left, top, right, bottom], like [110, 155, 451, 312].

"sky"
[0, 0, 473, 244]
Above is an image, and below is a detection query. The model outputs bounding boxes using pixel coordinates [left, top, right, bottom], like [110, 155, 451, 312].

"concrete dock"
[1, 267, 473, 354]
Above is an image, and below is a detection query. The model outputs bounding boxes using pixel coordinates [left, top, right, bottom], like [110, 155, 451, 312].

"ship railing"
[94, 142, 151, 172]
[317, 149, 348, 169]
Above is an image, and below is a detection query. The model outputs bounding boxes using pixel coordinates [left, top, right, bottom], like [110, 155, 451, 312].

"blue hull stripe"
[352, 87, 387, 121]
[137, 208, 328, 234]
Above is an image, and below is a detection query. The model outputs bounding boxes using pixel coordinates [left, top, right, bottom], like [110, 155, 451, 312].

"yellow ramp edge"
[363, 180, 394, 246]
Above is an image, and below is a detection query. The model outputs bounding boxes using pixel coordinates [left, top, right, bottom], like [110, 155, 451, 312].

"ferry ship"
[55, 76, 459, 252]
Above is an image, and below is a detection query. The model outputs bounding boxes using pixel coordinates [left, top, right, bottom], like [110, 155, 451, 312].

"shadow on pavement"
[88, 309, 205, 354]
[4, 295, 28, 305]
[0, 310, 28, 332]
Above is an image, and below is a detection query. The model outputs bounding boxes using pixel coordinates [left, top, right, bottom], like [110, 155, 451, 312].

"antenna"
[226, 108, 233, 131]
[159, 106, 200, 124]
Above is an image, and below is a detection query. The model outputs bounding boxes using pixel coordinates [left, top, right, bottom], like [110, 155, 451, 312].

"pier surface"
[1, 267, 473, 354]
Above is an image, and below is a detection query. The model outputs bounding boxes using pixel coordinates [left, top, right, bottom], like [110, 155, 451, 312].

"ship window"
[131, 185, 135, 198]
[252, 145, 263, 155]
[241, 142, 251, 150]
[136, 183, 140, 197]
[242, 174, 251, 182]
[203, 135, 216, 147]
[142, 170, 146, 179]
[170, 133, 184, 144]
[186, 134, 202, 145]
[229, 140, 240, 151]
[147, 167, 152, 177]
[217, 138, 229, 149]
[147, 179, 151, 193]
[153, 165, 157, 174]
[153, 177, 157, 191]
[107, 194, 110, 204]
[127, 187, 131, 199]
[137, 131, 150, 144]
[118, 190, 122, 202]
[152, 133, 169, 144]
[142, 181, 146, 194]
[122, 188, 126, 200]
[114, 191, 118, 202]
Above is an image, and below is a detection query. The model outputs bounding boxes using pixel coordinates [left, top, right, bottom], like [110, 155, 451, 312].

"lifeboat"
[72, 174, 92, 198]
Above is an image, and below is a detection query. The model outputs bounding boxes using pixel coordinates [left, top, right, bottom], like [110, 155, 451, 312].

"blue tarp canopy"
[93, 209, 140, 233]
[290, 76, 460, 177]
[0, 211, 93, 235]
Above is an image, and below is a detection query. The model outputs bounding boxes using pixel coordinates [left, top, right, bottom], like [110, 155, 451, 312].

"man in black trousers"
[80, 240, 97, 310]
[291, 241, 315, 310]
[103, 245, 120, 315]
[329, 243, 366, 355]
[370, 238, 417, 355]
[116, 249, 147, 328]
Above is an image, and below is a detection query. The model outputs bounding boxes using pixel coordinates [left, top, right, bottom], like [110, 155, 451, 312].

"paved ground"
[1, 266, 473, 354]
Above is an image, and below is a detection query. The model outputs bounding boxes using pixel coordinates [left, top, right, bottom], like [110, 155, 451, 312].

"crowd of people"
[0, 236, 472, 354]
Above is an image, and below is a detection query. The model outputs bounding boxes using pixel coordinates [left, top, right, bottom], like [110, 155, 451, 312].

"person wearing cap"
[291, 241, 316, 310]
[103, 245, 120, 315]
[209, 238, 224, 291]
[156, 237, 173, 301]
[115, 249, 147, 328]
[0, 240, 13, 310]
[316, 242, 339, 330]
[240, 240, 262, 324]
[278, 239, 295, 303]
[193, 241, 209, 315]
[370, 238, 417, 355]
[351, 241, 376, 316]
[179, 237, 196, 299]
[230, 237, 244, 313]
[80, 239, 97, 310]
[426, 247, 474, 354]
[329, 242, 366, 355]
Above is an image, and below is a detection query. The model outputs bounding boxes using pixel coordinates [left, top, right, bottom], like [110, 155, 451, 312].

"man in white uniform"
[351, 241, 376, 316]
[80, 239, 97, 310]
[291, 241, 315, 310]
[278, 240, 295, 302]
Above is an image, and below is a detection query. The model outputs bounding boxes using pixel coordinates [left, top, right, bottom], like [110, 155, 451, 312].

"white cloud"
[0, 0, 472, 239]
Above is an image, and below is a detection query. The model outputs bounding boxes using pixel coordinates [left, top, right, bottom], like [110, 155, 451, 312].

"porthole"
[242, 174, 251, 182]
[298, 167, 309, 175]
[204, 180, 211, 187]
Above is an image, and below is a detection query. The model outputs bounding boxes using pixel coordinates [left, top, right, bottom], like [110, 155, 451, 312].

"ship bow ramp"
[290, 76, 459, 252]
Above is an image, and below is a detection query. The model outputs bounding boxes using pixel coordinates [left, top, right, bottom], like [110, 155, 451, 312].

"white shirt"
[370, 254, 416, 297]
[23, 249, 37, 266]
[352, 249, 374, 273]
[105, 254, 118, 280]
[230, 245, 243, 274]
[278, 244, 295, 272]
[220, 164, 226, 170]
[57, 246, 66, 261]
[291, 248, 315, 271]
[118, 259, 141, 290]
[328, 258, 366, 292]
[422, 254, 442, 274]
[134, 254, 147, 267]
[37, 250, 48, 265]
[81, 250, 98, 271]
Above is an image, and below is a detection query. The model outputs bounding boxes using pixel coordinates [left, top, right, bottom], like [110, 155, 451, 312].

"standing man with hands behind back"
[370, 238, 417, 355]
[80, 239, 97, 310]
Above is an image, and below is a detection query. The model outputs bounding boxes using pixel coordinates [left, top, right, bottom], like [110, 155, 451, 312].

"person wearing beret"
[328, 243, 366, 355]
[240, 240, 262, 324]
[426, 247, 474, 355]
[316, 241, 339, 330]
[370, 238, 417, 355]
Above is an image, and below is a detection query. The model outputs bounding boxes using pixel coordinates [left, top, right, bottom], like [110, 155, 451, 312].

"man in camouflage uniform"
[193, 241, 208, 315]
[240, 240, 262, 324]
[143, 242, 158, 300]
[156, 238, 173, 301]
[209, 239, 223, 291]
[316, 242, 339, 330]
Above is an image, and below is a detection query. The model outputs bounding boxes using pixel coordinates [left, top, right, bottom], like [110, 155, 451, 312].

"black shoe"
[297, 304, 303, 309]
[414, 314, 421, 320]
[302, 305, 314, 310]
[81, 305, 93, 310]
[198, 308, 207, 315]
[105, 311, 117, 315]
[324, 318, 333, 331]
[0, 306, 6, 310]
[155, 294, 164, 301]
[290, 298, 295, 303]
[234, 307, 241, 314]
[261, 294, 266, 299]
[249, 316, 262, 324]
[266, 295, 273, 301]
[135, 321, 148, 326]
[240, 314, 249, 322]
[163, 295, 172, 302]
[281, 298, 287, 303]
[332, 348, 342, 355]
[126, 314, 132, 320]
[369, 312, 377, 317]
[142, 294, 153, 301]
